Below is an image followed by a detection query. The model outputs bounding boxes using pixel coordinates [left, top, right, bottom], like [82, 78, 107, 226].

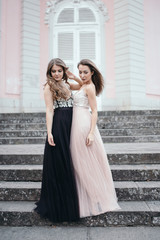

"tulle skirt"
[35, 107, 80, 222]
[70, 106, 120, 218]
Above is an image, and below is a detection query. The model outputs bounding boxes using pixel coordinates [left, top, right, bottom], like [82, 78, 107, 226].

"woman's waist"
[73, 106, 90, 114]
[73, 104, 89, 109]
[54, 106, 73, 111]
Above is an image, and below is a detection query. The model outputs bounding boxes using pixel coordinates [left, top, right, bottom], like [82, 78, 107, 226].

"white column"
[20, 0, 43, 112]
[114, 0, 146, 110]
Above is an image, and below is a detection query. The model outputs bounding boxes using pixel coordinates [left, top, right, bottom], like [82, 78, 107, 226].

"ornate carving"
[45, 0, 109, 24]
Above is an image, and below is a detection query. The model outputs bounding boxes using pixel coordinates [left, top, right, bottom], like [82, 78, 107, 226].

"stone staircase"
[0, 110, 160, 226]
[0, 110, 160, 144]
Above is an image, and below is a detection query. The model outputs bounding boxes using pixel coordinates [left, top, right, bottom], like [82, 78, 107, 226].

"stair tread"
[0, 143, 160, 154]
[0, 137, 45, 139]
[1, 137, 160, 144]
[0, 165, 42, 170]
[0, 201, 159, 212]
[0, 181, 160, 189]
[1, 135, 160, 138]
[0, 164, 159, 170]
[111, 164, 160, 170]
[105, 143, 160, 154]
[102, 135, 160, 138]
[1, 127, 160, 131]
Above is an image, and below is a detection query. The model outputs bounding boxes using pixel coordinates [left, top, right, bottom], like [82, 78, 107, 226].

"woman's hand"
[48, 133, 56, 146]
[66, 70, 76, 80]
[86, 133, 94, 146]
[66, 70, 83, 90]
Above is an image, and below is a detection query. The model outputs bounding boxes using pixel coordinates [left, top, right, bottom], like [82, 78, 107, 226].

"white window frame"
[49, 1, 105, 110]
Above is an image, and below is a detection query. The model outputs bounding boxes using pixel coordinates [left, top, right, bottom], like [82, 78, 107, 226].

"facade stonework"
[0, 0, 160, 112]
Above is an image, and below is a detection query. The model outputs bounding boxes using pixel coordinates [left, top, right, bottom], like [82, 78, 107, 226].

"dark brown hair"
[77, 59, 104, 95]
[45, 58, 69, 100]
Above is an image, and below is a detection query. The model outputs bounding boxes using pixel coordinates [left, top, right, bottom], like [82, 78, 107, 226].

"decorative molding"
[45, 0, 109, 24]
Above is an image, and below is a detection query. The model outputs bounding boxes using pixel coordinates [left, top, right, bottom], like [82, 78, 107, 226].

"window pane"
[79, 8, 96, 22]
[80, 32, 95, 59]
[67, 64, 75, 84]
[57, 8, 74, 23]
[66, 64, 73, 73]
[58, 33, 73, 60]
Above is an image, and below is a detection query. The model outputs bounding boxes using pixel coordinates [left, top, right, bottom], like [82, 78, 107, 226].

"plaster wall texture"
[0, 0, 160, 112]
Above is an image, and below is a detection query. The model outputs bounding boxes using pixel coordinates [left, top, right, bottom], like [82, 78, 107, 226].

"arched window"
[47, 0, 108, 109]
[53, 4, 99, 74]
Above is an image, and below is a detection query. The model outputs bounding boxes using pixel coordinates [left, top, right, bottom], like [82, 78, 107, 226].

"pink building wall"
[103, 0, 116, 99]
[40, 0, 49, 98]
[0, 0, 21, 99]
[144, 0, 160, 98]
[0, 0, 160, 112]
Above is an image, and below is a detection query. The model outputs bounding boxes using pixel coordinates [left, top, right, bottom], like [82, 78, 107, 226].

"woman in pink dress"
[67, 59, 120, 218]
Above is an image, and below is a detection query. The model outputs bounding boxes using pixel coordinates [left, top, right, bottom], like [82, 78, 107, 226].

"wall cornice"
[45, 0, 109, 24]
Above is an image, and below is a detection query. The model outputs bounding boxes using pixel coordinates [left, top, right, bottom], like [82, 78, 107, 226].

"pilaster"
[20, 0, 44, 112]
[114, 0, 146, 109]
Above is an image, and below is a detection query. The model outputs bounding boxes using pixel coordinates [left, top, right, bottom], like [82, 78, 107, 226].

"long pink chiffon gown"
[70, 88, 120, 218]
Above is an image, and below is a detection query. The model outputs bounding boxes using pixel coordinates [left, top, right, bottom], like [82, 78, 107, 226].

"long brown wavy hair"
[45, 58, 70, 100]
[77, 59, 104, 96]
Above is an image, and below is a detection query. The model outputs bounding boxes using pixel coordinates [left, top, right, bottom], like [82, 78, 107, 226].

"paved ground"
[0, 226, 160, 240]
[0, 142, 160, 155]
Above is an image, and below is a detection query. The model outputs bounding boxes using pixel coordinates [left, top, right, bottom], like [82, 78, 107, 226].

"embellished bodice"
[54, 95, 73, 109]
[73, 88, 89, 108]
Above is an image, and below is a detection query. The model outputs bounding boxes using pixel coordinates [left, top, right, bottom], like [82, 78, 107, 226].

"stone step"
[1, 128, 160, 138]
[0, 201, 159, 226]
[0, 164, 160, 181]
[97, 110, 160, 117]
[0, 123, 46, 131]
[1, 135, 160, 144]
[0, 130, 47, 138]
[0, 181, 160, 201]
[100, 128, 160, 136]
[0, 110, 159, 119]
[97, 116, 160, 123]
[0, 116, 160, 126]
[102, 135, 160, 143]
[0, 137, 46, 145]
[0, 143, 160, 164]
[0, 154, 44, 165]
[1, 153, 160, 165]
[98, 121, 160, 130]
[0, 110, 160, 118]
[0, 112, 45, 119]
[1, 121, 160, 131]
[111, 165, 160, 181]
[108, 153, 160, 165]
[0, 118, 46, 125]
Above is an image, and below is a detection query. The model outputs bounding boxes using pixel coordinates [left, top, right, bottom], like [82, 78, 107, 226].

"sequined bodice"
[73, 88, 89, 108]
[54, 95, 73, 109]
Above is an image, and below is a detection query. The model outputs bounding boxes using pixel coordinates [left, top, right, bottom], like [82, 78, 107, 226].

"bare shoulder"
[85, 84, 96, 96]
[44, 83, 51, 94]
[44, 84, 53, 100]
[44, 83, 50, 91]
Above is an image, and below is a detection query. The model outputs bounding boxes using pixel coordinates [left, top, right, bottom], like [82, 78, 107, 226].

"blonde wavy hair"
[45, 58, 70, 100]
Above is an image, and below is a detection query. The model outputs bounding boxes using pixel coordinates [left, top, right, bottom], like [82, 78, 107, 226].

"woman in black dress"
[34, 58, 81, 222]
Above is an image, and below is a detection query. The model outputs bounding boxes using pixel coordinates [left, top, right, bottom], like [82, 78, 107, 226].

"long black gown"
[34, 96, 80, 222]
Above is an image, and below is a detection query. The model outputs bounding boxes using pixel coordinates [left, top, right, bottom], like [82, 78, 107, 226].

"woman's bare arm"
[44, 84, 55, 146]
[85, 85, 98, 146]
[66, 70, 83, 90]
